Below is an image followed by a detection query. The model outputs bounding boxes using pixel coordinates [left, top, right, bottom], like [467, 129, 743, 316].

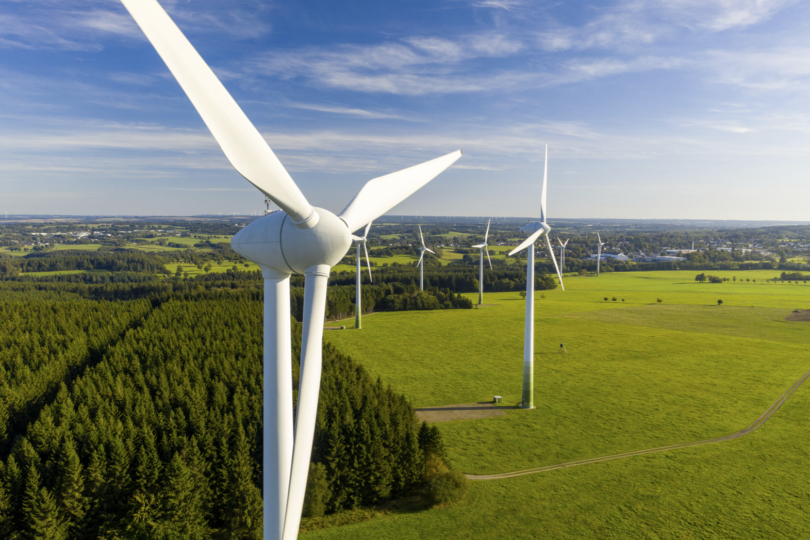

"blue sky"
[2, 0, 809, 220]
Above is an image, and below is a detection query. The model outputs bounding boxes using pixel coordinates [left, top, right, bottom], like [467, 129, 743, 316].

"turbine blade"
[484, 219, 490, 244]
[426, 248, 435, 255]
[120, 0, 315, 226]
[486, 248, 492, 270]
[363, 221, 372, 239]
[339, 150, 462, 232]
[471, 243, 486, 248]
[283, 266, 329, 540]
[363, 242, 372, 282]
[417, 251, 425, 267]
[597, 231, 602, 244]
[540, 144, 548, 223]
[509, 228, 545, 256]
[557, 237, 564, 247]
[419, 225, 425, 248]
[546, 234, 564, 291]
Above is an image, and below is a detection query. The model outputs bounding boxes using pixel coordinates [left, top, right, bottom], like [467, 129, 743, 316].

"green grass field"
[313, 270, 810, 538]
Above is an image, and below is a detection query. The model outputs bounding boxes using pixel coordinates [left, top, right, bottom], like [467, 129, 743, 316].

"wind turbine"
[353, 222, 373, 329]
[508, 145, 564, 410]
[416, 225, 435, 291]
[596, 232, 606, 276]
[119, 2, 461, 539]
[557, 237, 569, 273]
[472, 219, 492, 305]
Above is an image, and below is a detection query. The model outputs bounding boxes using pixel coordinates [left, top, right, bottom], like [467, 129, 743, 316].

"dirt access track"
[415, 402, 514, 423]
[785, 309, 810, 322]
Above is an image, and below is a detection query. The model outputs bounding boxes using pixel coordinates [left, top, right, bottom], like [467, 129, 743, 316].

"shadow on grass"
[299, 494, 432, 533]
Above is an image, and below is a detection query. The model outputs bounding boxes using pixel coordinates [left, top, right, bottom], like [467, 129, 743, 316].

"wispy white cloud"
[701, 47, 810, 91]
[662, 0, 797, 32]
[285, 102, 410, 120]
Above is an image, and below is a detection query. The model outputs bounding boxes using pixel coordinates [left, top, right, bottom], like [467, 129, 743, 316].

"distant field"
[314, 270, 810, 538]
[20, 270, 87, 277]
[164, 260, 260, 276]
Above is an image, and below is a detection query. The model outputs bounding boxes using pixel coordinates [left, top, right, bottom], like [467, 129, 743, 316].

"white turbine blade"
[120, 0, 315, 225]
[557, 237, 564, 247]
[351, 235, 363, 241]
[363, 241, 372, 282]
[486, 248, 492, 270]
[419, 225, 426, 248]
[546, 234, 564, 291]
[471, 243, 486, 249]
[484, 219, 491, 244]
[283, 266, 329, 540]
[509, 228, 545, 256]
[363, 221, 372, 239]
[426, 248, 435, 255]
[339, 150, 462, 232]
[540, 144, 548, 223]
[417, 251, 425, 267]
[564, 239, 569, 247]
[597, 231, 602, 244]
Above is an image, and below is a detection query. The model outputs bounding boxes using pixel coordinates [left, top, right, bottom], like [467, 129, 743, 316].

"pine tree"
[159, 453, 207, 539]
[24, 465, 67, 540]
[302, 463, 331, 518]
[55, 437, 86, 535]
[225, 425, 262, 539]
[0, 475, 13, 539]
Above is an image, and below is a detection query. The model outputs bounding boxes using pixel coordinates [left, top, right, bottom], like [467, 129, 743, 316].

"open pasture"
[315, 270, 810, 538]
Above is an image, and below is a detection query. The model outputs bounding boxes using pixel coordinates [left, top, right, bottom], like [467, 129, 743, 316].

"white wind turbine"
[557, 237, 569, 273]
[508, 145, 564, 410]
[353, 222, 373, 329]
[596, 232, 606, 276]
[416, 225, 435, 291]
[471, 219, 492, 305]
[119, 2, 461, 539]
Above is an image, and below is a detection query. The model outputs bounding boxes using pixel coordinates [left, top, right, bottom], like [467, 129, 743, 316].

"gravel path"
[468, 367, 810, 481]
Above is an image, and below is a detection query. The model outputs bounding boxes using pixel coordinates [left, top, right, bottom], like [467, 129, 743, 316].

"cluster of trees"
[3, 252, 168, 275]
[780, 272, 808, 282]
[0, 290, 449, 539]
[291, 283, 472, 321]
[695, 273, 723, 284]
[330, 266, 557, 294]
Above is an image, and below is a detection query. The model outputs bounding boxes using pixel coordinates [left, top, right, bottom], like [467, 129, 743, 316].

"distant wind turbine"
[417, 225, 435, 291]
[352, 222, 373, 329]
[118, 2, 462, 538]
[596, 232, 606, 276]
[557, 237, 569, 274]
[472, 219, 492, 305]
[509, 145, 565, 410]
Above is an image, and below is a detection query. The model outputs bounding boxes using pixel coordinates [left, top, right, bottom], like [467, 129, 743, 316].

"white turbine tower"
[596, 232, 606, 276]
[508, 145, 564, 410]
[118, 2, 462, 539]
[416, 225, 435, 291]
[472, 219, 492, 305]
[557, 237, 569, 274]
[353, 222, 373, 329]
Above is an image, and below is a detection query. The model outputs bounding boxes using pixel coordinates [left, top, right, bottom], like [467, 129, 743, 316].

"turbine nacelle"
[231, 208, 352, 274]
[519, 221, 551, 236]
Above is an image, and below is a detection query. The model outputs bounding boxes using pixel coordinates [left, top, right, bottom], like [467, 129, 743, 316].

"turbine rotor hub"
[231, 207, 352, 275]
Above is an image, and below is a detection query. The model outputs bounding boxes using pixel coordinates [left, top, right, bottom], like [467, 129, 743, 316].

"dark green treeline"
[0, 291, 439, 539]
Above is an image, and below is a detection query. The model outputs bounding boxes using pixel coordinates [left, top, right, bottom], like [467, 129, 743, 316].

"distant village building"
[587, 252, 630, 262]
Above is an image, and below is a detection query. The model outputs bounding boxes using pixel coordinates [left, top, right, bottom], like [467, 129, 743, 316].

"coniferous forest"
[0, 285, 451, 539]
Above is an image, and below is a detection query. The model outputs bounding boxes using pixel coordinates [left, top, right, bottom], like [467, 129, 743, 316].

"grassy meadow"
[313, 270, 810, 538]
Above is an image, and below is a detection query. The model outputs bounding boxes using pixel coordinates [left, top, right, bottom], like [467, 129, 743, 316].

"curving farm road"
[468, 367, 810, 481]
